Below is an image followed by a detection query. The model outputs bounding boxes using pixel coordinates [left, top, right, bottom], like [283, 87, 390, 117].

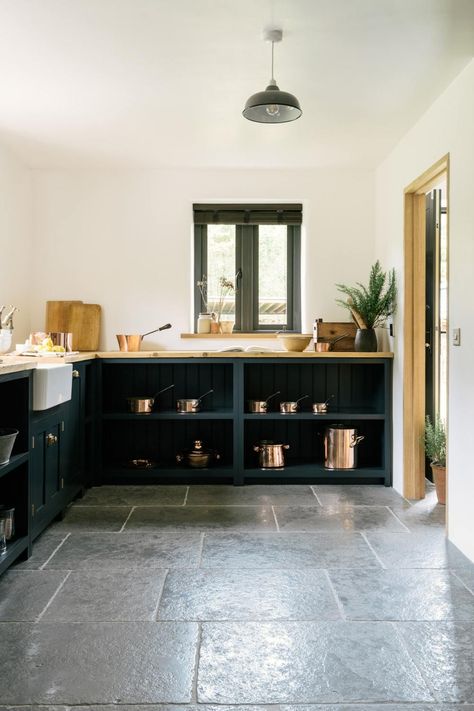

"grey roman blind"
[193, 203, 302, 225]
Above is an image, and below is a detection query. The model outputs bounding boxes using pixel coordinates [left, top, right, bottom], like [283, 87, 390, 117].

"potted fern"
[424, 415, 447, 504]
[335, 261, 396, 351]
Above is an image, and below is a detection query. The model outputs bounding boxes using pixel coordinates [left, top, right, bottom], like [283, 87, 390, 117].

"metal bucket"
[0, 428, 19, 466]
[324, 426, 364, 469]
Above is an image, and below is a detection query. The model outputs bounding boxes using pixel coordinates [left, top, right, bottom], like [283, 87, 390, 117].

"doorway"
[403, 155, 449, 500]
[425, 182, 448, 480]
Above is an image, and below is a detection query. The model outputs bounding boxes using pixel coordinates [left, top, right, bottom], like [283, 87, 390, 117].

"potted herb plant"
[424, 414, 447, 504]
[335, 260, 397, 351]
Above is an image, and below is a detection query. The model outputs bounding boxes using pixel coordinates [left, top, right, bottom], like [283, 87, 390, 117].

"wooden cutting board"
[46, 300, 83, 333]
[315, 321, 357, 351]
[46, 301, 101, 351]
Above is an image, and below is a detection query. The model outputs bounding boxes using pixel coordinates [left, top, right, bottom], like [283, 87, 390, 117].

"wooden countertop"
[0, 350, 393, 376]
[96, 350, 394, 359]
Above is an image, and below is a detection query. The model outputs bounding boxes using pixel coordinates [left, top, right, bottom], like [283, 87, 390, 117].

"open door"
[403, 155, 449, 501]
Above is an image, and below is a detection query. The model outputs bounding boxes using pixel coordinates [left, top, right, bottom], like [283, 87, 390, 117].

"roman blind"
[193, 203, 302, 225]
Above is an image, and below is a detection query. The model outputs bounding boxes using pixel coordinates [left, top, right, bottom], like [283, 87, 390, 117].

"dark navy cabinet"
[30, 361, 90, 539]
[98, 355, 393, 486]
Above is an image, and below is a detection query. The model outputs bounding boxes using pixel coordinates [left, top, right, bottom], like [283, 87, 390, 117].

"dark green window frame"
[193, 204, 302, 333]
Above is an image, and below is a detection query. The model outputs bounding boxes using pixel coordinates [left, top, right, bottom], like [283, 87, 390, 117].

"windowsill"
[181, 333, 281, 339]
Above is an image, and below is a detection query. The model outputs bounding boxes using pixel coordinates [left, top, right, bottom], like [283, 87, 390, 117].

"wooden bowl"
[277, 334, 312, 352]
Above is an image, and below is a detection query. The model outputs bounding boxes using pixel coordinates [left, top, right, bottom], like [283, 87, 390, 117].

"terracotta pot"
[431, 463, 446, 505]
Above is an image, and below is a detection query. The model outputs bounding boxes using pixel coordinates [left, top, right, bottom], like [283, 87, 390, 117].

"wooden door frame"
[403, 154, 449, 499]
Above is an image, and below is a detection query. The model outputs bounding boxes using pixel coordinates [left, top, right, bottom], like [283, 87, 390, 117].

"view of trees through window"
[207, 225, 236, 320]
[258, 225, 287, 325]
[206, 224, 287, 325]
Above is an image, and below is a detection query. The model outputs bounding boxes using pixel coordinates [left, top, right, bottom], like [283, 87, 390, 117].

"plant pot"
[354, 328, 378, 352]
[210, 321, 221, 334]
[431, 463, 446, 505]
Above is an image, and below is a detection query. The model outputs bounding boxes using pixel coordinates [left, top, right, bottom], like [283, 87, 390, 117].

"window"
[193, 204, 302, 332]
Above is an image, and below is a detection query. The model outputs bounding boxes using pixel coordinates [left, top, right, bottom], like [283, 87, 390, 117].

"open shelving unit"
[98, 355, 392, 486]
[0, 370, 31, 574]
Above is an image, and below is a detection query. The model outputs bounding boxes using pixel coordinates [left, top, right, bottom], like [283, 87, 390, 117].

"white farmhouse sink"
[33, 363, 73, 411]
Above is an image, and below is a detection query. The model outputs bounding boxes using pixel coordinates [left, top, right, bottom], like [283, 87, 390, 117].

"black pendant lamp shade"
[243, 29, 302, 124]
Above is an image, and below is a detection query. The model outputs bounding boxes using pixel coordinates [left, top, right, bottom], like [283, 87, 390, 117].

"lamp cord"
[271, 41, 275, 82]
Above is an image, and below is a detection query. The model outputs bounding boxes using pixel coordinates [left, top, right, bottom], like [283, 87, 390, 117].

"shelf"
[243, 464, 386, 480]
[244, 412, 385, 421]
[0, 452, 29, 480]
[102, 465, 235, 484]
[102, 410, 234, 421]
[0, 536, 29, 575]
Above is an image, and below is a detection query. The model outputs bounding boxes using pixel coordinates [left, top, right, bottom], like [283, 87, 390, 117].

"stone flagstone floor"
[0, 481, 473, 709]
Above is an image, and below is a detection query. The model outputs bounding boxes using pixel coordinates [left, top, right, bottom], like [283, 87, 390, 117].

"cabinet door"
[31, 423, 62, 533]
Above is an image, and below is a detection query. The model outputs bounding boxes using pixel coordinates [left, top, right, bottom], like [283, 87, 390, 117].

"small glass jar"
[197, 313, 211, 334]
[0, 519, 6, 556]
[0, 506, 15, 540]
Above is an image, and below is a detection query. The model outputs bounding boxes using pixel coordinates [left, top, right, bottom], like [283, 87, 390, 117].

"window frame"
[194, 220, 301, 333]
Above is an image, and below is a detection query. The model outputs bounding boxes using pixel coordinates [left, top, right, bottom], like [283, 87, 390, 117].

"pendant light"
[243, 28, 302, 123]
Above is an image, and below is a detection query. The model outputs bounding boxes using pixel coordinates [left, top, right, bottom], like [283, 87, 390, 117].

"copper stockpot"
[253, 441, 290, 468]
[324, 425, 365, 469]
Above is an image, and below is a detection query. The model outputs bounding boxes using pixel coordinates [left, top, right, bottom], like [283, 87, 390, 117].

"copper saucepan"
[312, 394, 335, 414]
[247, 391, 280, 413]
[116, 323, 172, 352]
[127, 384, 175, 414]
[279, 395, 309, 414]
[314, 333, 349, 352]
[176, 389, 214, 413]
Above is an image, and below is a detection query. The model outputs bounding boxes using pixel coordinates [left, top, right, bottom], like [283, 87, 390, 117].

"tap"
[1, 306, 18, 330]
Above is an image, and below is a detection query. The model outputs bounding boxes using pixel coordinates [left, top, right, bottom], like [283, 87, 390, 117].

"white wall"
[0, 144, 32, 344]
[375, 60, 474, 561]
[30, 166, 375, 350]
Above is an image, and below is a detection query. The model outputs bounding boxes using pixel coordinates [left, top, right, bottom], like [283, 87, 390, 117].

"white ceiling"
[0, 0, 472, 169]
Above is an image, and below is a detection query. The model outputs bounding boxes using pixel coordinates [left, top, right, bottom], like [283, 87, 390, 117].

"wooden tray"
[315, 321, 357, 351]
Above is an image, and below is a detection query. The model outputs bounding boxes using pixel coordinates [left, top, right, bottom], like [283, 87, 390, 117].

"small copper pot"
[279, 395, 309, 414]
[116, 323, 172, 352]
[126, 384, 175, 414]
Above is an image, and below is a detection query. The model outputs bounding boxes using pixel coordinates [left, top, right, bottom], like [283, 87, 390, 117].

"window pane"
[258, 225, 287, 325]
[206, 224, 236, 321]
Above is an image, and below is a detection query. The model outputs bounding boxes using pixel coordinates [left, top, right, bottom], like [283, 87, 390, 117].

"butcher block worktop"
[0, 350, 394, 376]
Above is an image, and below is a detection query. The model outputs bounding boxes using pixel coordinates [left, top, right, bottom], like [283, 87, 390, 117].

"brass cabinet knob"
[72, 369, 80, 378]
[46, 433, 58, 446]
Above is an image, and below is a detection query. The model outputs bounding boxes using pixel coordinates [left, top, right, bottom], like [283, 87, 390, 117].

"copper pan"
[116, 323, 171, 352]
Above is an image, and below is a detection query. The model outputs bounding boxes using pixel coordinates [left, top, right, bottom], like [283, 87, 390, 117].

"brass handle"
[72, 369, 80, 378]
[46, 433, 58, 446]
